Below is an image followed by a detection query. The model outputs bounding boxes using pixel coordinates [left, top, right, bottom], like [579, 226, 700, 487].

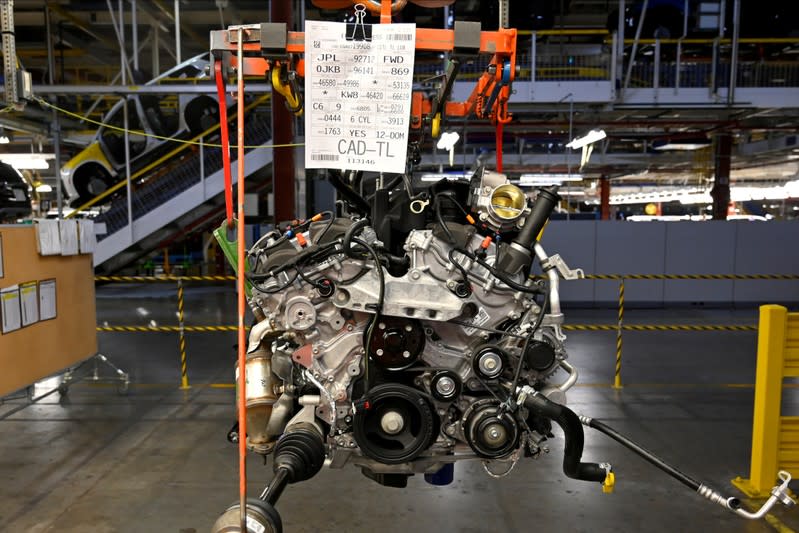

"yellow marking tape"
[585, 274, 799, 280]
[96, 324, 755, 333]
[96, 325, 241, 332]
[563, 324, 757, 332]
[95, 275, 236, 282]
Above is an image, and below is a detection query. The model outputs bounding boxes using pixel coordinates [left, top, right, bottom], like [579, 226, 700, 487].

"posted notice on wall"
[35, 219, 61, 256]
[60, 219, 79, 256]
[38, 279, 57, 321]
[19, 281, 39, 327]
[1, 285, 21, 334]
[304, 21, 416, 174]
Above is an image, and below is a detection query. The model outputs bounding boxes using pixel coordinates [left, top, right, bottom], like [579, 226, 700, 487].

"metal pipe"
[131, 0, 139, 71]
[45, 5, 63, 219]
[119, 0, 133, 242]
[729, 0, 741, 104]
[174, 0, 181, 64]
[533, 243, 562, 317]
[623, 0, 648, 90]
[152, 26, 160, 75]
[653, 38, 660, 90]
[106, 0, 134, 82]
[32, 83, 272, 94]
[617, 0, 625, 98]
[235, 27, 247, 532]
[79, 31, 153, 122]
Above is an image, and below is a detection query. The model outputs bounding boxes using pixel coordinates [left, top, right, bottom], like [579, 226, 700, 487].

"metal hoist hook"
[271, 65, 303, 116]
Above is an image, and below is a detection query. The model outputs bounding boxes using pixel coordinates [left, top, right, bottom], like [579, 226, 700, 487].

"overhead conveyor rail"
[64, 97, 276, 273]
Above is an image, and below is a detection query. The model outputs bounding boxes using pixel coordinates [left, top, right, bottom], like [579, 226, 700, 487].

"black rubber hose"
[514, 186, 560, 249]
[343, 218, 370, 259]
[524, 393, 607, 483]
[585, 418, 701, 491]
[329, 171, 371, 215]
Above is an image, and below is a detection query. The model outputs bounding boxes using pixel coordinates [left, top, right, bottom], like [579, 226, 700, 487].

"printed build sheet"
[304, 21, 416, 174]
[38, 279, 56, 321]
[1, 285, 21, 334]
[19, 282, 38, 327]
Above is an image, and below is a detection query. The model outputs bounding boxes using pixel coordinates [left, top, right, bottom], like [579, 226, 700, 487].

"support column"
[271, 0, 296, 222]
[600, 175, 611, 220]
[711, 133, 732, 220]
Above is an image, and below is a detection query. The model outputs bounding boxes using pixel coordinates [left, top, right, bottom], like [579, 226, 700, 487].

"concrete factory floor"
[1, 284, 797, 532]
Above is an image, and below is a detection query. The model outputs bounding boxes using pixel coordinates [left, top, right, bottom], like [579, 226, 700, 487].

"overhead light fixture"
[518, 173, 584, 187]
[420, 173, 465, 182]
[565, 129, 606, 150]
[0, 153, 54, 170]
[653, 139, 711, 151]
[610, 181, 799, 205]
[518, 173, 584, 182]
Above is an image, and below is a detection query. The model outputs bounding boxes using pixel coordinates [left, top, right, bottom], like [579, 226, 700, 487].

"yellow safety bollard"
[613, 278, 624, 389]
[732, 304, 794, 498]
[178, 280, 190, 390]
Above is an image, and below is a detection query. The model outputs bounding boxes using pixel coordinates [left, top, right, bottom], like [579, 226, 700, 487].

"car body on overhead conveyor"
[60, 53, 221, 208]
[0, 161, 32, 222]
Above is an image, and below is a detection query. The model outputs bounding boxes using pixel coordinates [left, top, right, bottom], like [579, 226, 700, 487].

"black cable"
[453, 246, 543, 295]
[328, 171, 371, 215]
[351, 236, 384, 396]
[586, 418, 702, 492]
[447, 248, 471, 289]
[435, 194, 457, 244]
[435, 191, 471, 218]
[364, 174, 403, 202]
[249, 268, 300, 294]
[509, 295, 549, 396]
[312, 210, 335, 244]
[343, 219, 370, 259]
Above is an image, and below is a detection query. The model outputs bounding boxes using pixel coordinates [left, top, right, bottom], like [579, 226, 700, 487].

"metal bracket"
[546, 254, 585, 281]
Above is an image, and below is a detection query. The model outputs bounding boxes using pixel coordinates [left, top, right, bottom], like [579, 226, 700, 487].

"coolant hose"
[523, 393, 607, 483]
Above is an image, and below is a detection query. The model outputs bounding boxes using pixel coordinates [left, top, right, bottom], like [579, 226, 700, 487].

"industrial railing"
[92, 273, 799, 389]
[413, 34, 799, 90]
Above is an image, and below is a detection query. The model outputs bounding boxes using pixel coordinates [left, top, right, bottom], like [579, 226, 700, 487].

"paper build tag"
[304, 21, 416, 174]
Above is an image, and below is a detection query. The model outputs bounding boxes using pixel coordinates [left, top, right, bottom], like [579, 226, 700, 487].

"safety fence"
[94, 273, 799, 389]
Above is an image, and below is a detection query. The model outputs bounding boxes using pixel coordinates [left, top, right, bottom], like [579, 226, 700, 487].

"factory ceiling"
[0, 1, 797, 192]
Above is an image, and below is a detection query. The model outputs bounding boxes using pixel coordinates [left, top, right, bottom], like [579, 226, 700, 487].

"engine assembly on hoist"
[208, 2, 795, 532]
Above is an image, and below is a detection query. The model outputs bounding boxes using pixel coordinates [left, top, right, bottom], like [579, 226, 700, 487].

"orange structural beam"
[283, 28, 517, 54]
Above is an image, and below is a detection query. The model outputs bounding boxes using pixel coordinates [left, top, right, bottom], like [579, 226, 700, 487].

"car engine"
[235, 168, 589, 485]
[213, 169, 796, 532]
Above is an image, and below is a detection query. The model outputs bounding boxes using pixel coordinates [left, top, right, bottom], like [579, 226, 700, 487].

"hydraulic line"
[579, 415, 796, 518]
[583, 417, 699, 491]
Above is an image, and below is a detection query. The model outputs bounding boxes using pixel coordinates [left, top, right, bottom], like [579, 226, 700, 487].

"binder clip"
[346, 4, 372, 42]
